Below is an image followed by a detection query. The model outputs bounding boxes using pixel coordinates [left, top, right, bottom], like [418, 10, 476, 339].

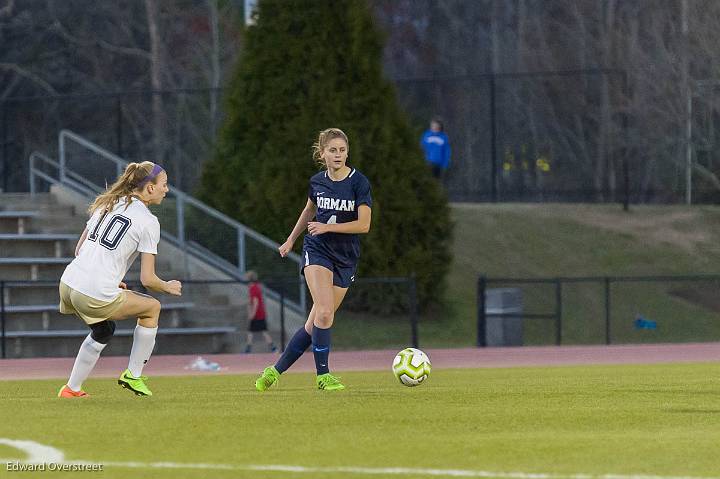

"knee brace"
[90, 320, 116, 344]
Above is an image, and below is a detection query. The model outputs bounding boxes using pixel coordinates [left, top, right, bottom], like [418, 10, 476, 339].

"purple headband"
[137, 164, 164, 187]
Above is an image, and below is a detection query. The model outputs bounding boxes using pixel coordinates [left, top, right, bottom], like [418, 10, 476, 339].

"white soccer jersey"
[61, 198, 161, 301]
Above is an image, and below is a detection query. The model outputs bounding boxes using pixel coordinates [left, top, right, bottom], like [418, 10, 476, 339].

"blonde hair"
[88, 161, 162, 214]
[312, 128, 349, 168]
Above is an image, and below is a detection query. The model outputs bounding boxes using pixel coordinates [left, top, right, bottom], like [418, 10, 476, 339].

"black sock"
[274, 327, 311, 373]
[312, 326, 331, 375]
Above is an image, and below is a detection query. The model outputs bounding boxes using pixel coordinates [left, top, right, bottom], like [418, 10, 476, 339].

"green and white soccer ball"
[392, 348, 431, 387]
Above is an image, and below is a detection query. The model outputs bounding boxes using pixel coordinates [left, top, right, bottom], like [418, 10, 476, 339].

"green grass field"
[2, 363, 720, 478]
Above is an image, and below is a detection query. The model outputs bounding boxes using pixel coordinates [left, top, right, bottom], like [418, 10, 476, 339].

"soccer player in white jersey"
[57, 162, 182, 398]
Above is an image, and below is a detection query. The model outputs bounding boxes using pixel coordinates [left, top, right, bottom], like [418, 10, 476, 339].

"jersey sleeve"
[308, 182, 316, 204]
[355, 175, 372, 208]
[86, 209, 102, 230]
[138, 217, 160, 254]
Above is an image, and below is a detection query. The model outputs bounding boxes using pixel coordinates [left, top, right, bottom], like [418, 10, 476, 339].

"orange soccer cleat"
[57, 385, 89, 398]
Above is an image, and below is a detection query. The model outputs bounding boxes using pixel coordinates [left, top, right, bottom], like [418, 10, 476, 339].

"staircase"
[0, 192, 249, 358]
[0, 130, 307, 359]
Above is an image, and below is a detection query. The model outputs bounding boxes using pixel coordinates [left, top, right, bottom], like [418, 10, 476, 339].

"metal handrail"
[29, 131, 306, 312]
[30, 152, 98, 197]
[59, 130, 301, 261]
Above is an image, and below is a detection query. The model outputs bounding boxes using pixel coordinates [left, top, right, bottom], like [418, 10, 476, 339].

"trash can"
[485, 288, 523, 346]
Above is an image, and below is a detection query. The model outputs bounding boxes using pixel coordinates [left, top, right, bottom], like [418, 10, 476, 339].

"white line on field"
[1, 438, 718, 479]
[55, 462, 720, 479]
[0, 439, 64, 463]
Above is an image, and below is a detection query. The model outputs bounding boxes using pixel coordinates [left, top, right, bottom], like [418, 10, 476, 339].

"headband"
[137, 164, 165, 187]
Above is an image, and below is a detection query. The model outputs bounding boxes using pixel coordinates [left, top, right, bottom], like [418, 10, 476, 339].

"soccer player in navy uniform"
[255, 128, 372, 391]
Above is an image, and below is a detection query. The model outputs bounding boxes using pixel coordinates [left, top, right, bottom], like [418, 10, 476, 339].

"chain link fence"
[4, 76, 720, 203]
[2, 88, 222, 195]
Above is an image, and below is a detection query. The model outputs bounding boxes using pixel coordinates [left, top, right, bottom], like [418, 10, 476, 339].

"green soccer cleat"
[255, 366, 280, 391]
[118, 369, 153, 397]
[316, 373, 345, 391]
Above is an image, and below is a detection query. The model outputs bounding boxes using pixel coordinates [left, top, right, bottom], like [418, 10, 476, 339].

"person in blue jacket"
[421, 118, 451, 179]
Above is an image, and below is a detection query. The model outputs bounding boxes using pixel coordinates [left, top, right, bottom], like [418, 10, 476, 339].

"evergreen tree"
[200, 0, 452, 308]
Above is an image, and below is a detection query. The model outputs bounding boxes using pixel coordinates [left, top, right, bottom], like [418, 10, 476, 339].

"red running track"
[1, 342, 719, 381]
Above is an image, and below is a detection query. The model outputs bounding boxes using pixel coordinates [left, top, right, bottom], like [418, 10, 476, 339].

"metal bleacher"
[35, 131, 305, 309]
[0, 130, 305, 358]
[0, 196, 212, 357]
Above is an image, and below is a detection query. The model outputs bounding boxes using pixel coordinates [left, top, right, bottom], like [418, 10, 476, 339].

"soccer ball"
[392, 348, 431, 387]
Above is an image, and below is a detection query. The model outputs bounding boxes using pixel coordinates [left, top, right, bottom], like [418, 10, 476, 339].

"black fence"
[5, 273, 720, 358]
[4, 80, 720, 205]
[478, 274, 720, 347]
[0, 277, 418, 359]
[396, 72, 720, 204]
[1, 88, 223, 195]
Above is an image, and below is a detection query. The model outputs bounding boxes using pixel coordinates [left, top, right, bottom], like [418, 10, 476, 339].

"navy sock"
[312, 326, 332, 375]
[274, 327, 312, 374]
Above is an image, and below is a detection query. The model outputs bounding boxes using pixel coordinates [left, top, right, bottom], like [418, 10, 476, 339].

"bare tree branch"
[0, 62, 57, 94]
[50, 20, 152, 61]
[691, 161, 720, 190]
[1, 73, 22, 99]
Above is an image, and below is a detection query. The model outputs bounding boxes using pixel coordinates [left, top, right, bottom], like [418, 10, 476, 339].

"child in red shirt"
[244, 271, 277, 353]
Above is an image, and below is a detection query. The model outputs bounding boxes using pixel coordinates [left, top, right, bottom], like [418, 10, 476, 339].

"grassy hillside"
[334, 203, 720, 349]
[451, 203, 720, 277]
[443, 203, 720, 346]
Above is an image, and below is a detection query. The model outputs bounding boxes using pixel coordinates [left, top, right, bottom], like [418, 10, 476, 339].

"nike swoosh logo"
[314, 346, 329, 352]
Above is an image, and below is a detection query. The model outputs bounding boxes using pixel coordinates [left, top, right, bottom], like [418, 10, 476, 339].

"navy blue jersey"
[303, 168, 372, 267]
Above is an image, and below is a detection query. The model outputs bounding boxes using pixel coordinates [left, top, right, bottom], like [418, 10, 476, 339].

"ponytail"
[88, 161, 158, 214]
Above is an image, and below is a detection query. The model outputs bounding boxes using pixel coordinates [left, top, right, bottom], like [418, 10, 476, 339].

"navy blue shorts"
[248, 318, 267, 332]
[302, 247, 356, 288]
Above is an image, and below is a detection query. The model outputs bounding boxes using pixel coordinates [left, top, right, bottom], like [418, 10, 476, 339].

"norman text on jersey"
[316, 197, 356, 211]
